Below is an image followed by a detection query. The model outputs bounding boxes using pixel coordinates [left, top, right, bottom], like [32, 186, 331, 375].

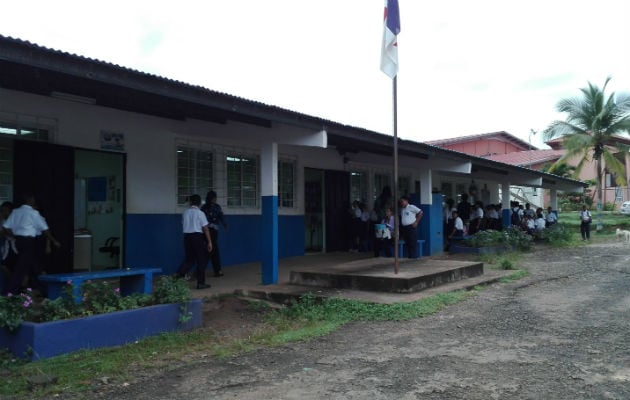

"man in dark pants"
[174, 194, 213, 289]
[2, 194, 60, 295]
[399, 195, 423, 259]
[201, 191, 227, 277]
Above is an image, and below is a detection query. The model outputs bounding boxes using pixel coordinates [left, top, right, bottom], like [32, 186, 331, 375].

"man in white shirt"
[174, 194, 213, 289]
[2, 194, 60, 295]
[399, 196, 423, 259]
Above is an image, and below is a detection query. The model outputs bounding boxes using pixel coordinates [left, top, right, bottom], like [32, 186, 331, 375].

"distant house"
[427, 131, 558, 208]
[428, 131, 630, 209]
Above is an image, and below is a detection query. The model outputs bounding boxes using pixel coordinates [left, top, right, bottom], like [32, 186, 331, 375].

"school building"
[0, 35, 586, 284]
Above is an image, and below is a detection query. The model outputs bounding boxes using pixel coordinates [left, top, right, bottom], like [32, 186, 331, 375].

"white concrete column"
[550, 189, 558, 210]
[261, 143, 278, 197]
[419, 168, 432, 205]
[501, 182, 511, 210]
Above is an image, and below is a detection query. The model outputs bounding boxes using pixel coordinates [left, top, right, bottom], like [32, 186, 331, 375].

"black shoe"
[196, 283, 211, 289]
[213, 271, 224, 277]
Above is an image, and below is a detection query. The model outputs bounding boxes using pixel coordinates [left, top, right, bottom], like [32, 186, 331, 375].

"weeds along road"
[106, 241, 630, 400]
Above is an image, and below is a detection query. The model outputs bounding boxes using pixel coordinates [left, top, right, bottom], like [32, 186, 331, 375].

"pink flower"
[114, 288, 120, 293]
[26, 288, 32, 292]
[7, 293, 13, 297]
[66, 280, 73, 285]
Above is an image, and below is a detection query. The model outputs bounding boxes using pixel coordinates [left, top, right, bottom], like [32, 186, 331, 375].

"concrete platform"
[235, 268, 514, 305]
[289, 257, 484, 293]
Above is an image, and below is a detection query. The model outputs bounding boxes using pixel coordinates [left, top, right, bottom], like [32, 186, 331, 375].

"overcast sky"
[4, 0, 630, 148]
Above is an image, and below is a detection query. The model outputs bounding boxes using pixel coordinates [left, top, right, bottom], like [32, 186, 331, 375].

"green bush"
[463, 226, 531, 251]
[540, 223, 574, 246]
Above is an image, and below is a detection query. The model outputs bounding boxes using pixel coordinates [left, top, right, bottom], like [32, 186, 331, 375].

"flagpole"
[392, 76, 399, 274]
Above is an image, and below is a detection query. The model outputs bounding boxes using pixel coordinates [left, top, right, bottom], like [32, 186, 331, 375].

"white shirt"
[580, 210, 591, 222]
[401, 204, 422, 226]
[3, 204, 49, 237]
[526, 218, 535, 229]
[488, 209, 499, 219]
[182, 206, 209, 233]
[454, 216, 464, 230]
[535, 217, 546, 230]
[546, 212, 558, 223]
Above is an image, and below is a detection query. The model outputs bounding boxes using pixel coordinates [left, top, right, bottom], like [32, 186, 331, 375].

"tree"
[544, 77, 630, 231]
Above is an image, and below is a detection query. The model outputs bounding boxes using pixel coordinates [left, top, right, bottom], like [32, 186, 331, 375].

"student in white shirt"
[174, 194, 213, 289]
[579, 205, 592, 240]
[2, 194, 60, 295]
[399, 196, 423, 259]
[545, 206, 558, 227]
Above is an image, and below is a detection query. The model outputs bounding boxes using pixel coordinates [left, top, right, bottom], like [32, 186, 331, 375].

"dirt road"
[103, 241, 630, 399]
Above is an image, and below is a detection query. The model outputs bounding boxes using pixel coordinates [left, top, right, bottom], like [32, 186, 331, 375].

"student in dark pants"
[399, 196, 423, 259]
[174, 194, 213, 289]
[2, 194, 60, 295]
[201, 191, 227, 277]
[579, 205, 592, 241]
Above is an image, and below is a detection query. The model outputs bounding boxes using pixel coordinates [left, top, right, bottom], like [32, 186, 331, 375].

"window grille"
[176, 146, 213, 205]
[226, 152, 259, 208]
[278, 160, 295, 208]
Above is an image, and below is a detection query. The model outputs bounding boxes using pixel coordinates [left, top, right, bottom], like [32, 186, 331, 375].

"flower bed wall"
[0, 299, 202, 360]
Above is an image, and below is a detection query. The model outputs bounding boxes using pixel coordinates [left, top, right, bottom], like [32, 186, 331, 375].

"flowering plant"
[0, 276, 191, 332]
[0, 289, 36, 332]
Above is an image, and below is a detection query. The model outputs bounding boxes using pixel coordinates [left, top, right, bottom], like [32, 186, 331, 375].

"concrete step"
[288, 258, 483, 293]
[234, 268, 515, 305]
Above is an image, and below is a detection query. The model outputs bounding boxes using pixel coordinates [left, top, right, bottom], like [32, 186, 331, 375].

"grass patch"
[0, 290, 475, 398]
[477, 252, 520, 270]
[499, 270, 529, 283]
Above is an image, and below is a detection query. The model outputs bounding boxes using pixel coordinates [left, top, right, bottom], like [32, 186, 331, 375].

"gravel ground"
[100, 240, 630, 400]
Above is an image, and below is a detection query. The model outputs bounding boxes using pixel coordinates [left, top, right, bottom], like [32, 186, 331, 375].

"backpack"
[510, 208, 521, 226]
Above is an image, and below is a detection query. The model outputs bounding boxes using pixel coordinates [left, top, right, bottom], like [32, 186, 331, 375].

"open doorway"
[74, 150, 124, 271]
[304, 168, 324, 252]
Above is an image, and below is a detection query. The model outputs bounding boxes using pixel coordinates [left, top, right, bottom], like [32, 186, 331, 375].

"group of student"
[509, 201, 558, 235]
[443, 195, 559, 248]
[350, 186, 424, 259]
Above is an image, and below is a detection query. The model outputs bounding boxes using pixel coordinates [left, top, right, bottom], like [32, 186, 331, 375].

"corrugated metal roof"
[426, 131, 537, 151]
[485, 150, 565, 167]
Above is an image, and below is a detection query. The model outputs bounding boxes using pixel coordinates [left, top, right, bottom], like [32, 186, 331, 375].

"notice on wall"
[100, 130, 125, 151]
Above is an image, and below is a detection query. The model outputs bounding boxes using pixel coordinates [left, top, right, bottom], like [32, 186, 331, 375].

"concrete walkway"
[189, 251, 514, 304]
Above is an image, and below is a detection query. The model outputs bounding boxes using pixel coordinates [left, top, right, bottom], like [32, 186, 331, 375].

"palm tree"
[544, 77, 630, 231]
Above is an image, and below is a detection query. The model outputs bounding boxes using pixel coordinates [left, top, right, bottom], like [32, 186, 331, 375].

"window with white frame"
[176, 146, 213, 205]
[0, 123, 49, 141]
[226, 152, 259, 208]
[278, 160, 296, 208]
[350, 170, 368, 203]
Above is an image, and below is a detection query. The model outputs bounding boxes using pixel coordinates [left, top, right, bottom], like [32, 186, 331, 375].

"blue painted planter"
[0, 299, 202, 360]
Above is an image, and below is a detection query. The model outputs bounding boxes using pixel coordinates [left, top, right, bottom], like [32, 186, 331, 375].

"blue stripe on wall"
[126, 213, 305, 275]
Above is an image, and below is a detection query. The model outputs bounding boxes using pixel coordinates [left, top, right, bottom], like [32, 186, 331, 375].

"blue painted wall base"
[126, 214, 304, 275]
[0, 299, 202, 360]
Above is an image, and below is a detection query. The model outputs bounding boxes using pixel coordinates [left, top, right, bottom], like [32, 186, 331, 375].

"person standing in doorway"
[399, 195, 423, 259]
[174, 194, 213, 289]
[2, 194, 60, 296]
[201, 191, 227, 277]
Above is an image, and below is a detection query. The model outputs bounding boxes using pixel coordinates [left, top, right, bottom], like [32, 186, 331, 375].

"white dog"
[615, 228, 630, 242]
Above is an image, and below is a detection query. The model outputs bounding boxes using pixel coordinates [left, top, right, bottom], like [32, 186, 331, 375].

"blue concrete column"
[413, 193, 443, 256]
[261, 142, 278, 285]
